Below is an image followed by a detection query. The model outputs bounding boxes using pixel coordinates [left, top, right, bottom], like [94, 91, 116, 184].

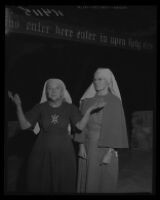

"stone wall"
[131, 111, 153, 151]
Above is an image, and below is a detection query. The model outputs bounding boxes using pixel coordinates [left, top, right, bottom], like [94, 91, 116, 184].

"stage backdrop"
[5, 6, 156, 145]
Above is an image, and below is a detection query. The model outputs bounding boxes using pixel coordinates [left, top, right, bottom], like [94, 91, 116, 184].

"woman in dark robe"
[8, 79, 103, 194]
[74, 68, 129, 193]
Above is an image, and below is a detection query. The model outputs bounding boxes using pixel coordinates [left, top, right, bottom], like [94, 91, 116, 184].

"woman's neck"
[48, 99, 63, 107]
[96, 89, 109, 96]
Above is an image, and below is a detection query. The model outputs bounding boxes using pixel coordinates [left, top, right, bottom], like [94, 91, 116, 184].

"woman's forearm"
[16, 104, 31, 130]
[75, 102, 103, 131]
[76, 110, 90, 130]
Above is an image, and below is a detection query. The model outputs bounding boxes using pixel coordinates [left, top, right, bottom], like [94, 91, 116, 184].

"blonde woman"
[75, 68, 129, 193]
[8, 78, 103, 194]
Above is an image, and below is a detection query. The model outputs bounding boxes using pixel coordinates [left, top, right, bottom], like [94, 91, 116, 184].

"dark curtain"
[6, 34, 156, 138]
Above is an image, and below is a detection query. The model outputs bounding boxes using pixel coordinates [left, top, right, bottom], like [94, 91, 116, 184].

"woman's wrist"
[86, 109, 91, 116]
[16, 103, 22, 109]
[80, 143, 85, 149]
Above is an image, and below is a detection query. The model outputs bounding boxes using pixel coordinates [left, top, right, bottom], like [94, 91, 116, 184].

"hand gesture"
[96, 101, 106, 108]
[8, 91, 21, 106]
[88, 101, 106, 114]
[78, 144, 87, 159]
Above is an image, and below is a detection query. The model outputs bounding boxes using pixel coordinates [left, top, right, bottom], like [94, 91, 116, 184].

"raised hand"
[97, 101, 106, 108]
[8, 91, 21, 106]
[88, 101, 106, 114]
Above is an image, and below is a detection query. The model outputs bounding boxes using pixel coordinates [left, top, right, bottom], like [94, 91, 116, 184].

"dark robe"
[25, 101, 82, 194]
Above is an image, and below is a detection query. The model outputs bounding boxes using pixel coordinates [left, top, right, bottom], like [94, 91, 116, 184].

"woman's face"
[93, 71, 109, 92]
[46, 82, 63, 102]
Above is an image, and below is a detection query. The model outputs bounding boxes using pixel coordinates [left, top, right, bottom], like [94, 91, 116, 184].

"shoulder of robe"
[80, 97, 95, 106]
[80, 98, 94, 112]
[39, 101, 48, 108]
[108, 93, 121, 105]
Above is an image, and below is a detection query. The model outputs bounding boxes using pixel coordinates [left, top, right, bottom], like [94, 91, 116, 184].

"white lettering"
[76, 31, 96, 40]
[128, 38, 141, 50]
[100, 34, 108, 43]
[55, 25, 73, 38]
[41, 8, 52, 17]
[110, 37, 126, 46]
[26, 22, 49, 34]
[18, 6, 31, 16]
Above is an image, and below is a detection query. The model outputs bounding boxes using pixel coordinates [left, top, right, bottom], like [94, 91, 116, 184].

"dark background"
[5, 34, 156, 146]
[5, 33, 156, 118]
[4, 6, 157, 193]
[5, 5, 156, 145]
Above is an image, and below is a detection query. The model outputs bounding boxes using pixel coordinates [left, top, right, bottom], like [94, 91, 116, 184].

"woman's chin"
[95, 88, 103, 92]
[48, 97, 58, 101]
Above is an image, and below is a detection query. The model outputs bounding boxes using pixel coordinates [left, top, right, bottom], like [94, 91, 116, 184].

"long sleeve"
[25, 104, 41, 129]
[73, 100, 87, 143]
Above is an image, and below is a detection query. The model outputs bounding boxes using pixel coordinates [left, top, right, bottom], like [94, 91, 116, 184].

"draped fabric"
[74, 93, 128, 193]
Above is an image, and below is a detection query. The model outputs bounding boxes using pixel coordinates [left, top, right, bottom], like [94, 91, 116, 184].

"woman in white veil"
[8, 78, 103, 194]
[8, 78, 81, 193]
[74, 68, 128, 193]
[33, 79, 72, 135]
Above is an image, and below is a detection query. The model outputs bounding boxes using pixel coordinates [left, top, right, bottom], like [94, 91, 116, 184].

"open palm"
[8, 91, 21, 106]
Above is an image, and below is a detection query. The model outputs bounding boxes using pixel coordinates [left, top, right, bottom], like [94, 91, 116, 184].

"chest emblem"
[51, 114, 59, 125]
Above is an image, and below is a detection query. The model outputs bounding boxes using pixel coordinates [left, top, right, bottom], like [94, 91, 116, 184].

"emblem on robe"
[51, 114, 59, 125]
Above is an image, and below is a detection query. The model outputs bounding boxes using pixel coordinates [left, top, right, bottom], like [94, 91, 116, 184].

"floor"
[5, 147, 153, 195]
[117, 149, 153, 193]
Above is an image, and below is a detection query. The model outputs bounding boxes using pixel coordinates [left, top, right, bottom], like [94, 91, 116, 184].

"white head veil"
[81, 68, 122, 102]
[33, 79, 72, 134]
